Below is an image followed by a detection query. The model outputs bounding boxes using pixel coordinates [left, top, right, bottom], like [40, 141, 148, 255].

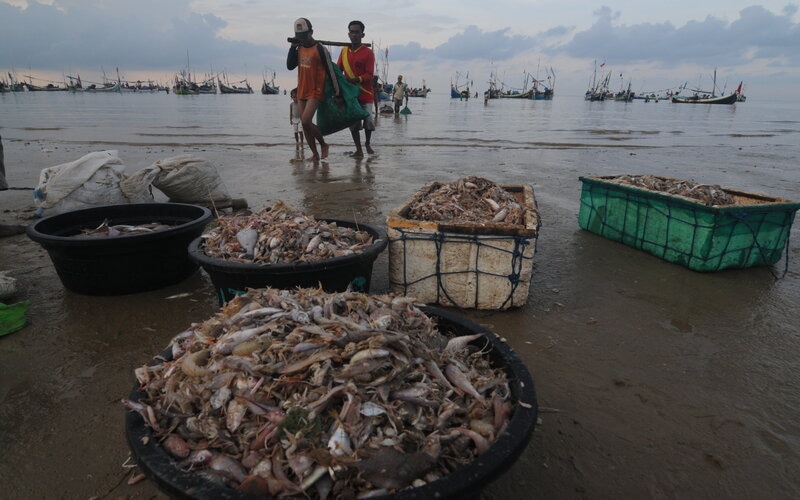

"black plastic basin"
[26, 203, 212, 295]
[125, 305, 537, 499]
[188, 219, 388, 305]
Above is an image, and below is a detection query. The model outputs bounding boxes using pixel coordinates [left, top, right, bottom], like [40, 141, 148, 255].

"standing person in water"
[337, 20, 376, 157]
[286, 17, 340, 161]
[288, 88, 304, 149]
[392, 74, 407, 114]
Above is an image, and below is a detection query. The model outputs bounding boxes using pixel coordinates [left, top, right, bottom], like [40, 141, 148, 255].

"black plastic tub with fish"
[26, 203, 212, 295]
[124, 301, 538, 499]
[188, 218, 388, 306]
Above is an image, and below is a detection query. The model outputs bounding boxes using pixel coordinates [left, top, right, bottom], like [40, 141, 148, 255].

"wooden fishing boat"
[197, 78, 217, 94]
[119, 81, 169, 93]
[584, 61, 612, 101]
[25, 82, 68, 91]
[613, 80, 635, 102]
[261, 72, 280, 95]
[261, 81, 279, 94]
[173, 76, 199, 95]
[532, 87, 554, 100]
[2, 72, 25, 92]
[86, 82, 121, 93]
[218, 76, 253, 94]
[408, 86, 430, 98]
[450, 71, 470, 99]
[671, 92, 738, 104]
[530, 67, 555, 100]
[499, 89, 534, 99]
[672, 70, 743, 105]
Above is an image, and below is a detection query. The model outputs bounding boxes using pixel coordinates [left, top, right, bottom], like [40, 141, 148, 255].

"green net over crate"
[388, 228, 538, 310]
[578, 176, 800, 272]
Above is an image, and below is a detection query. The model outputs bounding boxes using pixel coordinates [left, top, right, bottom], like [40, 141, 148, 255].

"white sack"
[120, 165, 160, 203]
[150, 155, 231, 204]
[34, 150, 131, 215]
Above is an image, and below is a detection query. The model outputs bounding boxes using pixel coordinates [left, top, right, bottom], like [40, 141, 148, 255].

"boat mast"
[712, 68, 717, 96]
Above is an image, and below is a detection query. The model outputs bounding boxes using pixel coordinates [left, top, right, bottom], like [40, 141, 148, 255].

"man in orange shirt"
[337, 20, 376, 158]
[287, 18, 340, 161]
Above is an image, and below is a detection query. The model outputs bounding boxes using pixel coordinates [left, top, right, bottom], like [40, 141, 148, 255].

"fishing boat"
[261, 71, 280, 95]
[450, 71, 471, 99]
[25, 82, 68, 91]
[120, 80, 169, 93]
[2, 72, 25, 92]
[613, 77, 635, 102]
[75, 73, 122, 93]
[531, 67, 556, 100]
[499, 89, 533, 99]
[3, 81, 24, 92]
[408, 84, 431, 98]
[634, 90, 672, 102]
[484, 70, 501, 99]
[498, 70, 547, 100]
[173, 73, 199, 95]
[24, 74, 68, 91]
[86, 81, 121, 93]
[671, 92, 739, 105]
[197, 77, 217, 94]
[584, 60, 612, 101]
[173, 74, 216, 95]
[174, 51, 216, 94]
[671, 70, 743, 105]
[496, 72, 531, 98]
[218, 75, 253, 94]
[533, 86, 554, 100]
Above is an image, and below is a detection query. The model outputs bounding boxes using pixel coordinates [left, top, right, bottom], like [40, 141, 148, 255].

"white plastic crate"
[387, 183, 540, 310]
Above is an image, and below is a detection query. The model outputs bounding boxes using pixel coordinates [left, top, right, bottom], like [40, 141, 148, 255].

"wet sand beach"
[1, 95, 799, 499]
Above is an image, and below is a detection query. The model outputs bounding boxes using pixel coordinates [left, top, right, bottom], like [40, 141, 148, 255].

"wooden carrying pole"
[287, 38, 371, 47]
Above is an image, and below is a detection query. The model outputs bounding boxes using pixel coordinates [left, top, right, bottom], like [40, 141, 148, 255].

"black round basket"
[125, 305, 537, 500]
[188, 219, 388, 305]
[26, 203, 212, 295]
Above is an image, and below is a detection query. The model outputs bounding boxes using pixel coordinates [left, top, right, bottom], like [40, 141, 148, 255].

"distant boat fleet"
[584, 63, 745, 104]
[2, 64, 746, 103]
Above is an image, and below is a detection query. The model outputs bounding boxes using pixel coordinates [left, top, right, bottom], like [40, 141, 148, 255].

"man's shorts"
[350, 103, 375, 132]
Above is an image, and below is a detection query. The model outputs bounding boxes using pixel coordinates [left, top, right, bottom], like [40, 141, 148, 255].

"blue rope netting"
[390, 228, 538, 310]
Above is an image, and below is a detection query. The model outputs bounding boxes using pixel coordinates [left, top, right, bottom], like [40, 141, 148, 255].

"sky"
[1, 0, 799, 100]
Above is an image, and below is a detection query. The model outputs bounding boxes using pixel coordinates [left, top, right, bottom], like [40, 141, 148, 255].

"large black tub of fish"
[26, 203, 212, 295]
[124, 288, 538, 499]
[188, 202, 388, 305]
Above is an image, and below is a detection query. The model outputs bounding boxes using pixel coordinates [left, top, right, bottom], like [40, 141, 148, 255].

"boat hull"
[671, 92, 738, 105]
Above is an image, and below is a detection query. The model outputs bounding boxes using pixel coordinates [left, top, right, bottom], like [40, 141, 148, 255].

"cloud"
[388, 25, 540, 62]
[552, 5, 800, 67]
[0, 0, 277, 75]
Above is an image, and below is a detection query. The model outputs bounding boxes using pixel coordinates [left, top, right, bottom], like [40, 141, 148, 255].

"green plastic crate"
[578, 175, 800, 272]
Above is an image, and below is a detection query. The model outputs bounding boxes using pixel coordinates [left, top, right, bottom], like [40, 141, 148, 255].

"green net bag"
[316, 64, 369, 136]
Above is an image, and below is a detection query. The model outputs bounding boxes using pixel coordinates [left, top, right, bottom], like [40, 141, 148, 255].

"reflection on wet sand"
[292, 154, 378, 221]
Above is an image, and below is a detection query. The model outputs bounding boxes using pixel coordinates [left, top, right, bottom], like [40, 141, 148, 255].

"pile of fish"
[199, 201, 375, 264]
[608, 175, 736, 206]
[77, 220, 173, 238]
[406, 176, 525, 225]
[124, 287, 515, 498]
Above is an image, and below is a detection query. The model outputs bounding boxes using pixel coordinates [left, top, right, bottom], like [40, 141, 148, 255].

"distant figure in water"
[0, 134, 7, 191]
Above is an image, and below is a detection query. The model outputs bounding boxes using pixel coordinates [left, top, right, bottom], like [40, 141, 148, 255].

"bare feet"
[321, 144, 330, 159]
[365, 144, 375, 155]
[309, 154, 320, 162]
[351, 150, 364, 158]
